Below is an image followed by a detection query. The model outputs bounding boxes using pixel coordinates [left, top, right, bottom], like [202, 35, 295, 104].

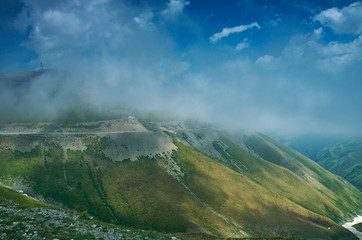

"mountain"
[311, 138, 362, 191]
[0, 117, 360, 239]
[277, 134, 348, 158]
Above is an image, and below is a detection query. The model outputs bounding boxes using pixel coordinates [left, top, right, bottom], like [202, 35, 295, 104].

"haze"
[1, 0, 362, 137]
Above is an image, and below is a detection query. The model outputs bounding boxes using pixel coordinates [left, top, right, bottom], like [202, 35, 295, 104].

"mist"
[1, 0, 362, 137]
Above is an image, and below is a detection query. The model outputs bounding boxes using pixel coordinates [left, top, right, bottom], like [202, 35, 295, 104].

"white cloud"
[8, 0, 362, 136]
[235, 38, 249, 51]
[43, 10, 82, 35]
[210, 22, 260, 43]
[133, 11, 154, 29]
[313, 27, 323, 38]
[161, 0, 190, 18]
[314, 2, 362, 34]
[19, 0, 130, 59]
[282, 28, 362, 71]
[317, 34, 362, 70]
[256, 55, 274, 65]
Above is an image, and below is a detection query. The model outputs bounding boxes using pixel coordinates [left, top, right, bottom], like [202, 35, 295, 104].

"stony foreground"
[0, 199, 179, 240]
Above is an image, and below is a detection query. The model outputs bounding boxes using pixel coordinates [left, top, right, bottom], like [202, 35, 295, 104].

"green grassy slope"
[0, 132, 360, 239]
[243, 133, 361, 220]
[0, 184, 194, 240]
[169, 125, 361, 225]
[172, 140, 354, 239]
[311, 138, 362, 191]
[220, 137, 353, 221]
[0, 135, 240, 237]
[0, 185, 50, 209]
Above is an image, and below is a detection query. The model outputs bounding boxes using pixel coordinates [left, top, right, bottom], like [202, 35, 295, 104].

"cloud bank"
[1, 0, 362, 137]
[314, 2, 362, 35]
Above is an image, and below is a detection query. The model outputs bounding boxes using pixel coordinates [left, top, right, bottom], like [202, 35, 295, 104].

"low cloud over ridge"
[1, 0, 362, 137]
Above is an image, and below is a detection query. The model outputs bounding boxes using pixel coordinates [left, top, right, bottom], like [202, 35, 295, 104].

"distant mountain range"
[311, 138, 362, 191]
[276, 134, 349, 158]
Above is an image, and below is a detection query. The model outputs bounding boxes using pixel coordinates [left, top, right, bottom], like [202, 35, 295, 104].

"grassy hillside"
[172, 140, 354, 239]
[159, 122, 361, 224]
[0, 122, 360, 239]
[0, 185, 189, 240]
[220, 136, 359, 223]
[0, 185, 50, 209]
[0, 135, 239, 237]
[243, 134, 361, 218]
[311, 138, 362, 191]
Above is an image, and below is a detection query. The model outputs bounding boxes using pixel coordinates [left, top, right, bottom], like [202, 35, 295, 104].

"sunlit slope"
[172, 140, 356, 239]
[0, 184, 51, 209]
[159, 121, 361, 222]
[243, 133, 361, 220]
[311, 138, 362, 191]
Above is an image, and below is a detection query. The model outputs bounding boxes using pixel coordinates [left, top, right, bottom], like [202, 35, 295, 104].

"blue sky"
[1, 0, 362, 136]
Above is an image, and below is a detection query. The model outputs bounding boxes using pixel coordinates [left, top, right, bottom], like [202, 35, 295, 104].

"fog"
[1, 0, 362, 137]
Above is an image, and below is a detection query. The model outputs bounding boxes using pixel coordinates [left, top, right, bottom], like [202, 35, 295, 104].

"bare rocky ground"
[0, 198, 181, 240]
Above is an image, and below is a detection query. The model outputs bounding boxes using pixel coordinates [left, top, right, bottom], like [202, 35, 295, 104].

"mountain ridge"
[311, 138, 362, 191]
[0, 116, 360, 239]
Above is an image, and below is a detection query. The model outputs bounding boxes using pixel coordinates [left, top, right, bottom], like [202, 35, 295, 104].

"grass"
[0, 186, 190, 240]
[172, 140, 355, 239]
[220, 137, 342, 218]
[312, 139, 362, 191]
[242, 133, 361, 221]
[0, 185, 50, 209]
[0, 135, 239, 237]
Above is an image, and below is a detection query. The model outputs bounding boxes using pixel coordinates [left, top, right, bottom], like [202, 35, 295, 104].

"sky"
[0, 0, 362, 136]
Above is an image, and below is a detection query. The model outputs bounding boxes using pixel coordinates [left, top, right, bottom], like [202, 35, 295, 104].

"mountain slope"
[243, 133, 361, 218]
[159, 121, 361, 220]
[311, 138, 362, 191]
[277, 134, 348, 158]
[0, 185, 188, 240]
[0, 117, 360, 239]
